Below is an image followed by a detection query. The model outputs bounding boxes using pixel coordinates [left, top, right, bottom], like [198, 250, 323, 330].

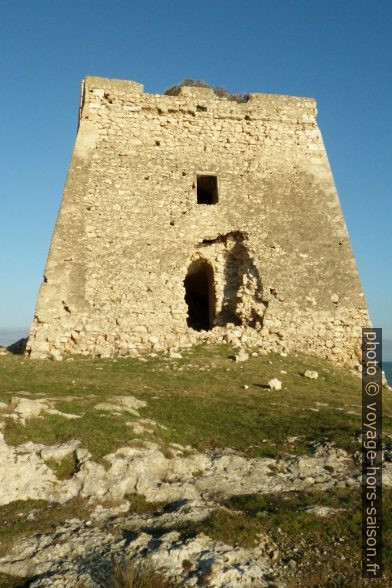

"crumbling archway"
[184, 260, 215, 331]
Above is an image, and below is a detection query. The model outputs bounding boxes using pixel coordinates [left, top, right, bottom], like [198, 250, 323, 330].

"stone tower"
[27, 76, 369, 365]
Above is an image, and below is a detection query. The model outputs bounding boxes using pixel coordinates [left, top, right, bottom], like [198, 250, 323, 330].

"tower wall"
[27, 76, 370, 365]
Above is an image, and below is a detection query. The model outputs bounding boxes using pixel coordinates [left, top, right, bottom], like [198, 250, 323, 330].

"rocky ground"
[0, 418, 375, 587]
[0, 345, 391, 587]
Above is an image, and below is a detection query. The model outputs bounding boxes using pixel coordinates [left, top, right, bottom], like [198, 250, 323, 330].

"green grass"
[0, 498, 92, 559]
[0, 574, 26, 588]
[101, 558, 179, 587]
[0, 498, 93, 587]
[0, 493, 168, 587]
[124, 494, 169, 516]
[178, 488, 392, 587]
[1, 345, 392, 461]
[46, 453, 78, 480]
[0, 345, 392, 586]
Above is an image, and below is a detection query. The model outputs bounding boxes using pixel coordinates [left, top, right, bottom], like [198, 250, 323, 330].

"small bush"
[124, 493, 168, 515]
[46, 452, 78, 480]
[164, 79, 248, 103]
[105, 559, 178, 588]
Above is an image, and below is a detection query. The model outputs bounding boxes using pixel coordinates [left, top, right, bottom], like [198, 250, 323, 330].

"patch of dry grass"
[0, 498, 92, 558]
[2, 344, 390, 462]
[0, 345, 391, 585]
[102, 559, 178, 588]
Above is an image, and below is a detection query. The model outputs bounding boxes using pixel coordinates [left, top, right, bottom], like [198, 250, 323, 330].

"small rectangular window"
[196, 175, 218, 204]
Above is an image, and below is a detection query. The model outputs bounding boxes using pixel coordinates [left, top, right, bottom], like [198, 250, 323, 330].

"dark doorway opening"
[184, 261, 215, 331]
[196, 175, 218, 204]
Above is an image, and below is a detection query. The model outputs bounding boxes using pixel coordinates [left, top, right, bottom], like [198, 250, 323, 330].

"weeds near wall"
[164, 79, 249, 103]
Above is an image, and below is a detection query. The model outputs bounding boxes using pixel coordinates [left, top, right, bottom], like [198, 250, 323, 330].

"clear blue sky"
[0, 0, 391, 357]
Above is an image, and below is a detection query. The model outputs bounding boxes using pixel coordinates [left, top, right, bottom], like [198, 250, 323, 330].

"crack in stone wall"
[194, 231, 268, 329]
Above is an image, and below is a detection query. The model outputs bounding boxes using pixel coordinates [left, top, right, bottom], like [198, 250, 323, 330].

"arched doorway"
[184, 260, 215, 331]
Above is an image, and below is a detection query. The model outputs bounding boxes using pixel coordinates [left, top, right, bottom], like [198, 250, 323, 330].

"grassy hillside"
[2, 344, 391, 459]
[0, 345, 391, 587]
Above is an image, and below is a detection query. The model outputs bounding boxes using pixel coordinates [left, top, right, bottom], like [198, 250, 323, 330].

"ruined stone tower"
[27, 76, 369, 365]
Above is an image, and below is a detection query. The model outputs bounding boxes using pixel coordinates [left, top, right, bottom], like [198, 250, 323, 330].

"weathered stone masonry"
[27, 76, 370, 366]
